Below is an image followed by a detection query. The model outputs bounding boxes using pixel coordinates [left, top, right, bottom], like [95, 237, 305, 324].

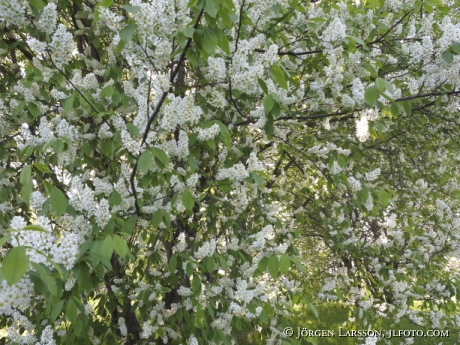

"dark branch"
[254, 48, 323, 56]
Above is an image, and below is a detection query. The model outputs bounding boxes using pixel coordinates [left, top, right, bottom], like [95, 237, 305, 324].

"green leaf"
[2, 247, 29, 286]
[204, 0, 221, 17]
[33, 163, 51, 173]
[390, 102, 400, 116]
[62, 95, 74, 113]
[272, 101, 280, 118]
[100, 236, 113, 259]
[138, 150, 152, 174]
[451, 42, 460, 54]
[27, 0, 46, 10]
[279, 254, 290, 274]
[21, 184, 32, 207]
[358, 186, 369, 202]
[216, 121, 231, 148]
[442, 51, 454, 63]
[375, 77, 386, 92]
[182, 190, 195, 213]
[308, 303, 319, 320]
[259, 308, 269, 323]
[349, 35, 366, 47]
[362, 61, 378, 77]
[101, 85, 114, 98]
[66, 299, 78, 322]
[151, 210, 163, 227]
[258, 78, 268, 94]
[195, 305, 204, 327]
[28, 102, 40, 117]
[197, 27, 217, 54]
[101, 140, 113, 157]
[263, 94, 275, 114]
[217, 255, 228, 270]
[50, 300, 65, 323]
[183, 27, 195, 38]
[151, 147, 170, 167]
[115, 24, 136, 53]
[122, 4, 141, 13]
[113, 235, 128, 258]
[23, 224, 48, 232]
[169, 254, 178, 272]
[119, 24, 136, 43]
[377, 189, 390, 208]
[215, 28, 230, 55]
[50, 187, 68, 217]
[163, 211, 171, 227]
[205, 257, 215, 273]
[251, 172, 264, 186]
[188, 155, 199, 171]
[108, 190, 122, 207]
[267, 255, 279, 278]
[31, 262, 57, 296]
[0, 234, 11, 247]
[186, 263, 193, 277]
[192, 275, 201, 292]
[401, 100, 412, 116]
[384, 79, 394, 94]
[19, 165, 33, 207]
[270, 65, 288, 90]
[20, 165, 32, 186]
[364, 86, 379, 106]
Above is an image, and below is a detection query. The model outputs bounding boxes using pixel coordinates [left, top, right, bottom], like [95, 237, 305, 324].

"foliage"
[1, 0, 460, 344]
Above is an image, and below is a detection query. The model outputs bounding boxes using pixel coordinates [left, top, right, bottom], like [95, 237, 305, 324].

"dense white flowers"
[2, 1, 460, 344]
[98, 123, 113, 139]
[355, 114, 369, 142]
[37, 3, 57, 34]
[37, 325, 55, 345]
[50, 24, 74, 66]
[348, 176, 362, 192]
[216, 163, 249, 181]
[194, 239, 216, 260]
[7, 216, 82, 271]
[322, 18, 347, 45]
[365, 168, 381, 181]
[329, 160, 342, 175]
[197, 124, 220, 141]
[118, 317, 128, 337]
[177, 286, 193, 297]
[188, 335, 199, 345]
[205, 57, 227, 81]
[0, 276, 33, 313]
[160, 95, 202, 132]
[361, 336, 378, 345]
[176, 130, 189, 160]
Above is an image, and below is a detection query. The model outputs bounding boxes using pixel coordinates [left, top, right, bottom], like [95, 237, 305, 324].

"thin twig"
[0, 133, 19, 145]
[254, 48, 323, 56]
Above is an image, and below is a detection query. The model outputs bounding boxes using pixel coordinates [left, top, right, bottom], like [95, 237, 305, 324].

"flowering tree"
[2, 0, 460, 343]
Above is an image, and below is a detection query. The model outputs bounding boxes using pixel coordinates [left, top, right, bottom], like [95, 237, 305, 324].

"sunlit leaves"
[364, 86, 379, 106]
[115, 24, 136, 54]
[66, 298, 78, 322]
[138, 150, 152, 174]
[204, 0, 221, 17]
[182, 190, 195, 213]
[151, 147, 170, 168]
[270, 65, 288, 90]
[113, 235, 128, 258]
[194, 27, 217, 55]
[50, 187, 68, 217]
[267, 255, 279, 278]
[2, 247, 29, 286]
